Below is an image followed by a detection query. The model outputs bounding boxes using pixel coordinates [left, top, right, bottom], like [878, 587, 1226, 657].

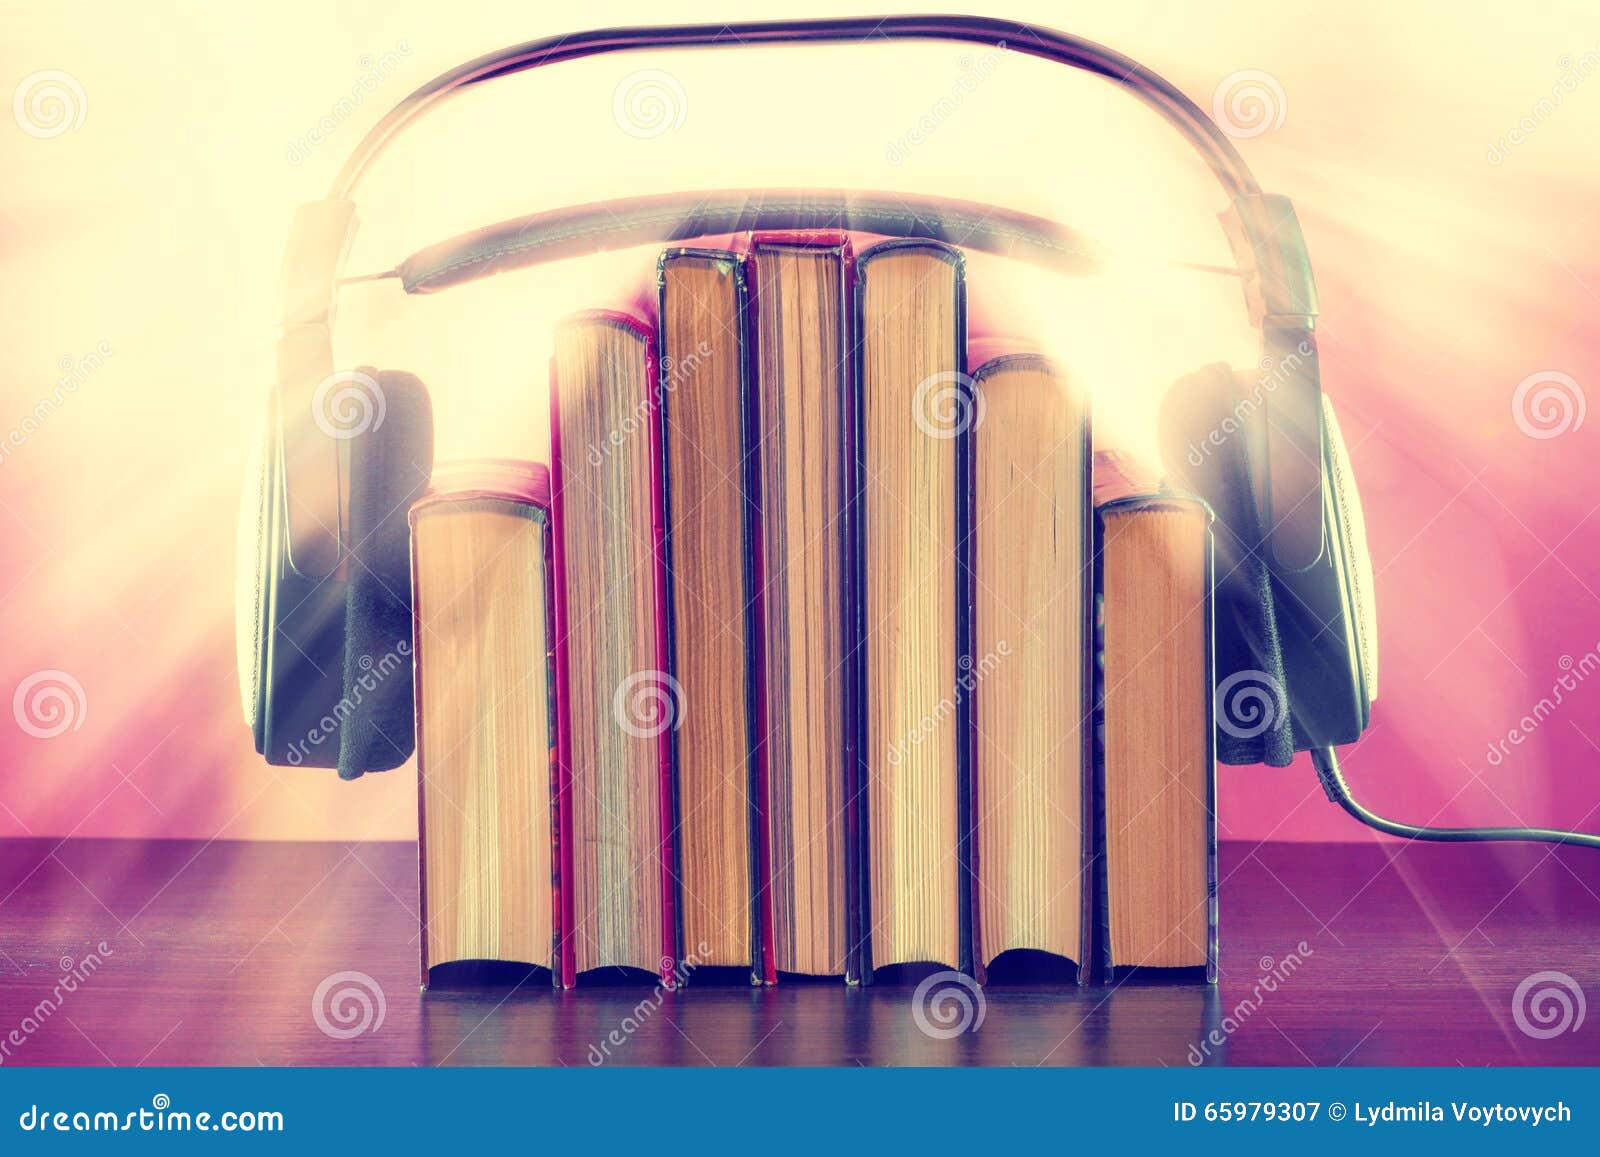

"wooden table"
[2, 838, 1596, 1066]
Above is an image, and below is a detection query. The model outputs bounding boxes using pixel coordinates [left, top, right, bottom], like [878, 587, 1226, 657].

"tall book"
[853, 239, 970, 980]
[656, 249, 763, 980]
[1093, 488, 1217, 981]
[412, 460, 558, 985]
[969, 355, 1091, 981]
[749, 232, 855, 980]
[550, 311, 676, 987]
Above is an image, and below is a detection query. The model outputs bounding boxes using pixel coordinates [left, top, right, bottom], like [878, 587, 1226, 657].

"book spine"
[952, 259, 977, 983]
[1075, 418, 1094, 987]
[1202, 522, 1220, 985]
[735, 257, 778, 987]
[844, 246, 869, 987]
[1090, 513, 1111, 983]
[538, 504, 563, 987]
[643, 328, 680, 990]
[548, 357, 578, 990]
[410, 513, 430, 992]
[653, 267, 688, 987]
[839, 243, 860, 986]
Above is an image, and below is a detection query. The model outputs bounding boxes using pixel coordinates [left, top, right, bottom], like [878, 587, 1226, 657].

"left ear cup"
[1159, 364, 1373, 765]
[236, 416, 273, 751]
[337, 370, 433, 778]
[240, 368, 433, 772]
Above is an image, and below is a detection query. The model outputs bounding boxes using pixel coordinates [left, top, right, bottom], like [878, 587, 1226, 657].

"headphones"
[239, 15, 1595, 850]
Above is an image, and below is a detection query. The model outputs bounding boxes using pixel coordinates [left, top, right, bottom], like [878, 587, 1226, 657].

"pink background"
[2, 2, 1597, 843]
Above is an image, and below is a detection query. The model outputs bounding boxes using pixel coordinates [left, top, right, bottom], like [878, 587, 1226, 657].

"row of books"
[412, 233, 1215, 988]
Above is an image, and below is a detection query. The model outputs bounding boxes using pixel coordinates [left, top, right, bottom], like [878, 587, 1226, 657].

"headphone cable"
[1311, 746, 1600, 850]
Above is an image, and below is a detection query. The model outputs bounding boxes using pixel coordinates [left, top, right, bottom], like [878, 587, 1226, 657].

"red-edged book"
[550, 311, 677, 987]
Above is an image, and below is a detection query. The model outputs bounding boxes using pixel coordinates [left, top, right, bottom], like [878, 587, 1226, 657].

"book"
[748, 232, 855, 980]
[412, 460, 558, 984]
[404, 239, 1225, 992]
[1093, 490, 1217, 979]
[550, 311, 676, 986]
[853, 239, 970, 979]
[656, 249, 762, 979]
[969, 355, 1091, 980]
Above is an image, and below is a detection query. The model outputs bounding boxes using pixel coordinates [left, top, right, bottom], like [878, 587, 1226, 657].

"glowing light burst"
[3, 5, 1598, 848]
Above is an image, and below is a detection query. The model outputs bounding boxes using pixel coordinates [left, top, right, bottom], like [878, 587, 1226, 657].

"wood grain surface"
[3, 838, 1596, 1066]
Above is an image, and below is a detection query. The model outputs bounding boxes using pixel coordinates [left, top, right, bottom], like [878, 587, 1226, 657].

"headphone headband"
[328, 15, 1261, 203]
[276, 15, 1323, 582]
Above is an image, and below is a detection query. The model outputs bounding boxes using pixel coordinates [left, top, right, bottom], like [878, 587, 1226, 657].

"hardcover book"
[412, 460, 559, 986]
[969, 355, 1092, 981]
[657, 248, 764, 981]
[748, 232, 856, 981]
[550, 310, 677, 986]
[1093, 486, 1218, 981]
[852, 239, 971, 980]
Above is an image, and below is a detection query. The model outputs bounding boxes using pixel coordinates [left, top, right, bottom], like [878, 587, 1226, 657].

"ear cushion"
[336, 369, 434, 779]
[1159, 364, 1297, 765]
[1159, 364, 1373, 765]
[236, 415, 273, 746]
[1322, 397, 1378, 702]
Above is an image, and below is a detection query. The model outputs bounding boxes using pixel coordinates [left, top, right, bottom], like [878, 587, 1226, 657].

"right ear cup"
[1159, 364, 1297, 766]
[337, 370, 433, 778]
[1159, 364, 1373, 766]
[1321, 397, 1378, 704]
